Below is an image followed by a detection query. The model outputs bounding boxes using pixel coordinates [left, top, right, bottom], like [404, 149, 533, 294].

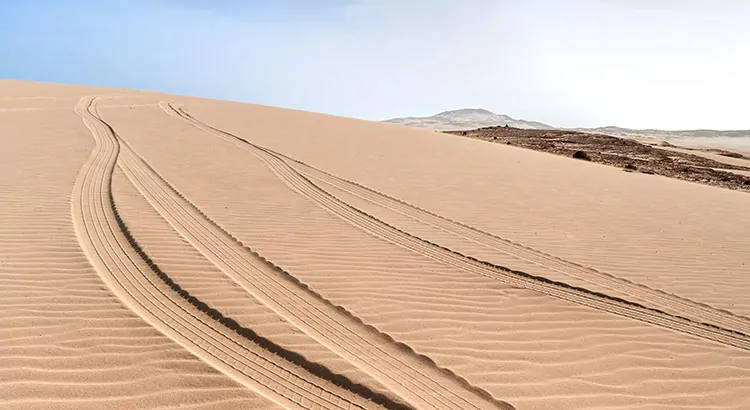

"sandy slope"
[103, 101, 750, 408]
[0, 94, 274, 409]
[186, 101, 750, 317]
[109, 167, 397, 400]
[2, 79, 750, 409]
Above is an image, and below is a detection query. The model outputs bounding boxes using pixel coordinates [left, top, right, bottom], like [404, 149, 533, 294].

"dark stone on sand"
[572, 150, 591, 161]
[719, 151, 745, 159]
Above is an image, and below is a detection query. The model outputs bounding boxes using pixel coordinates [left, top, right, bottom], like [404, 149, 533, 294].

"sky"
[1, 0, 749, 130]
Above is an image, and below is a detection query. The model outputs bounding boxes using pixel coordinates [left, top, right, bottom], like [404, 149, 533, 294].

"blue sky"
[2, 1, 749, 129]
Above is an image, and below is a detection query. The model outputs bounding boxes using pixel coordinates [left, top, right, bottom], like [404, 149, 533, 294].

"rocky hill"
[384, 108, 553, 131]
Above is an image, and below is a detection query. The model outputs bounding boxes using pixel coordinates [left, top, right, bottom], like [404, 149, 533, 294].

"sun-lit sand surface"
[2, 79, 750, 409]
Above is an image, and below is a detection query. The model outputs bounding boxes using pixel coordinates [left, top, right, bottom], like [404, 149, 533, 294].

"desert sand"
[1, 79, 749, 409]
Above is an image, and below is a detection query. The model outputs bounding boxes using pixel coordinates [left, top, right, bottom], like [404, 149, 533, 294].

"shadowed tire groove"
[112, 177, 412, 410]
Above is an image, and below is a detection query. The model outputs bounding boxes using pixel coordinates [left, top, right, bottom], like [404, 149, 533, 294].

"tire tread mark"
[164, 103, 750, 352]
[112, 173, 409, 410]
[72, 95, 391, 410]
[286, 154, 750, 335]
[126, 102, 516, 410]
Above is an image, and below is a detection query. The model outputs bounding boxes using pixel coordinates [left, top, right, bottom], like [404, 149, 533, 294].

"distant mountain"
[385, 108, 750, 153]
[384, 108, 553, 131]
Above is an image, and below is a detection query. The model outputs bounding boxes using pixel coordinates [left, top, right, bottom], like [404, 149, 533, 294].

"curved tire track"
[285, 154, 750, 336]
[108, 102, 513, 410]
[71, 95, 394, 410]
[163, 103, 750, 352]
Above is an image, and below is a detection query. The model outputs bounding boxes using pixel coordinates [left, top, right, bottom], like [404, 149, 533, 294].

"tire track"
[283, 153, 750, 336]
[110, 168, 409, 409]
[110, 103, 513, 410]
[71, 95, 393, 410]
[162, 103, 750, 352]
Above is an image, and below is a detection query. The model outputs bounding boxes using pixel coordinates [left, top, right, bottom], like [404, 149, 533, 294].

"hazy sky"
[1, 0, 749, 129]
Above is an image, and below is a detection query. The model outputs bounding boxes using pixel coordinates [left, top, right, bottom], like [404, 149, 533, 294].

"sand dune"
[101, 97, 750, 408]
[110, 167, 397, 400]
[0, 93, 273, 409]
[113, 101, 511, 410]
[292, 162, 750, 333]
[76, 95, 404, 410]
[2, 79, 750, 409]
[152, 103, 746, 350]
[184, 100, 750, 317]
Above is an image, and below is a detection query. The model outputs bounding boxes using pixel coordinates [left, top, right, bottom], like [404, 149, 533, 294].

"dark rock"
[623, 164, 638, 171]
[572, 150, 592, 161]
